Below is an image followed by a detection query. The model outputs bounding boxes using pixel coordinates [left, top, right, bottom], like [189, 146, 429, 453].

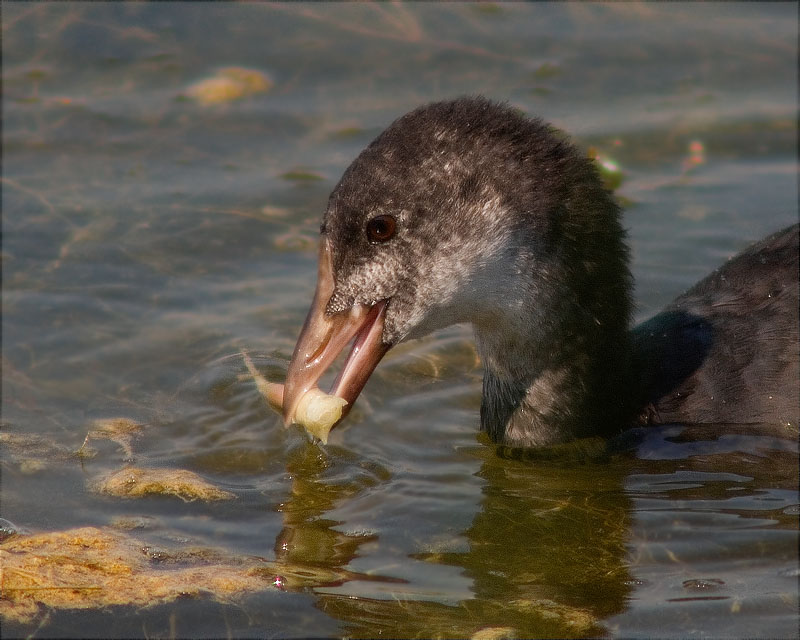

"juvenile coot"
[283, 97, 799, 447]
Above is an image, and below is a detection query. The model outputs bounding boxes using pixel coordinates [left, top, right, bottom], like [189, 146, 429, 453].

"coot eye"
[366, 215, 396, 244]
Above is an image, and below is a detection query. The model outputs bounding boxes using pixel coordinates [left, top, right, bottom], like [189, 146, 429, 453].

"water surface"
[2, 3, 798, 638]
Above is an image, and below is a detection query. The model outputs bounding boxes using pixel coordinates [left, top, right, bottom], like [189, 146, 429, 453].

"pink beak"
[282, 238, 390, 430]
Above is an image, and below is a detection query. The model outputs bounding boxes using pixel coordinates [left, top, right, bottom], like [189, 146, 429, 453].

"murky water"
[2, 3, 798, 638]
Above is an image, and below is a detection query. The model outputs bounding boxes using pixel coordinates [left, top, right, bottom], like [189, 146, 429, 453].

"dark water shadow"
[292, 437, 635, 638]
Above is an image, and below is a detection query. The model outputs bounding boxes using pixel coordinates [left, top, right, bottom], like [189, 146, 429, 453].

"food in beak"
[289, 387, 348, 443]
[243, 351, 348, 444]
[252, 239, 391, 442]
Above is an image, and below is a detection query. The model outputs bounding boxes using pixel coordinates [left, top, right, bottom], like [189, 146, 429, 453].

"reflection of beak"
[283, 238, 390, 429]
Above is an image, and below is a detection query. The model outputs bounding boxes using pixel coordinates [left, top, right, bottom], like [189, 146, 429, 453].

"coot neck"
[471, 185, 635, 447]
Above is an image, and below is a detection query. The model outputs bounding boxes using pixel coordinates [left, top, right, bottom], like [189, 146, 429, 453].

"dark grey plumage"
[632, 224, 799, 426]
[319, 96, 799, 446]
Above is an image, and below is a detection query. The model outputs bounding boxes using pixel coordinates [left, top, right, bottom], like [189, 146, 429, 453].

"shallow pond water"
[2, 3, 798, 638]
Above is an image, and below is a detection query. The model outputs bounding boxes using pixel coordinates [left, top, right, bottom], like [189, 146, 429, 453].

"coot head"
[283, 97, 633, 446]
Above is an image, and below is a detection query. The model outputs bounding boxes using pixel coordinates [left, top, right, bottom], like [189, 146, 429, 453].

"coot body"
[632, 224, 798, 427]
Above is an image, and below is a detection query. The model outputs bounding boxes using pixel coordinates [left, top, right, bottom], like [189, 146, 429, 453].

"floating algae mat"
[0, 526, 400, 624]
[184, 67, 272, 105]
[0, 527, 265, 624]
[92, 467, 235, 502]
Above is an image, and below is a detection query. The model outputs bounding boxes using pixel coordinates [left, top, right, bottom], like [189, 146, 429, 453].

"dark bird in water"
[282, 97, 799, 448]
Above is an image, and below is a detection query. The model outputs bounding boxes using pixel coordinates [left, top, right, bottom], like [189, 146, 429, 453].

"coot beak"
[283, 238, 390, 428]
